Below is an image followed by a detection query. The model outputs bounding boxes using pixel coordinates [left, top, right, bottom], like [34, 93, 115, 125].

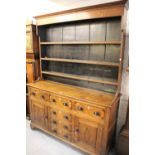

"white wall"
[26, 0, 121, 21]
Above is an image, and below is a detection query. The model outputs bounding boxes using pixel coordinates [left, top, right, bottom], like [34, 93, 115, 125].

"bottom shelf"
[41, 71, 118, 86]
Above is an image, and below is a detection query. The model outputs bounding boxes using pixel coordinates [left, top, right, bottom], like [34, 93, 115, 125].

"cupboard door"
[30, 99, 45, 128]
[74, 117, 101, 152]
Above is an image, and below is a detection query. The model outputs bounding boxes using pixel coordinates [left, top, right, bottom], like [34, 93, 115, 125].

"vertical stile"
[117, 29, 125, 91]
[38, 34, 43, 79]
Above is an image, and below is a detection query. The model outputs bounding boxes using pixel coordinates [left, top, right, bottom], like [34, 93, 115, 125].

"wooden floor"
[26, 120, 115, 155]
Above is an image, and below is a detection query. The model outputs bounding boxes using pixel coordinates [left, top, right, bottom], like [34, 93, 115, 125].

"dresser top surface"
[28, 80, 118, 107]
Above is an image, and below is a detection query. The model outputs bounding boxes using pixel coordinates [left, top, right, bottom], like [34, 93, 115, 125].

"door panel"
[74, 117, 100, 151]
[30, 99, 45, 128]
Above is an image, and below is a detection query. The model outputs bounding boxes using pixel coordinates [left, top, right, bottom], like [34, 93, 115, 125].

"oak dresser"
[28, 1, 125, 155]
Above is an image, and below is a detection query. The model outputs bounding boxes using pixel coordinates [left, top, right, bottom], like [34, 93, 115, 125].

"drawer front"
[60, 123, 72, 132]
[61, 132, 72, 141]
[49, 94, 60, 105]
[59, 111, 72, 123]
[49, 108, 58, 119]
[59, 97, 72, 109]
[87, 106, 105, 119]
[74, 102, 87, 113]
[29, 88, 49, 102]
[74, 101, 105, 119]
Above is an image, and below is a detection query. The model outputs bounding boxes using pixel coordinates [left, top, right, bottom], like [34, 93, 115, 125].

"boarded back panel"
[105, 45, 120, 62]
[76, 23, 89, 41]
[90, 22, 106, 41]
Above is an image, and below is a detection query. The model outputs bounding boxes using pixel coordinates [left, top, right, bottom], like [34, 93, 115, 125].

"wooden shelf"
[40, 41, 121, 45]
[41, 58, 120, 67]
[41, 71, 118, 86]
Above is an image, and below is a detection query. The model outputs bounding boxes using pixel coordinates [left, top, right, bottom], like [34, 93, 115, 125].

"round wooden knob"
[78, 106, 83, 111]
[64, 135, 68, 139]
[63, 102, 68, 107]
[52, 120, 57, 124]
[94, 111, 100, 116]
[52, 99, 56, 103]
[41, 95, 45, 100]
[64, 125, 68, 130]
[31, 92, 35, 96]
[53, 130, 57, 133]
[52, 111, 56, 115]
[64, 115, 69, 120]
[75, 128, 79, 133]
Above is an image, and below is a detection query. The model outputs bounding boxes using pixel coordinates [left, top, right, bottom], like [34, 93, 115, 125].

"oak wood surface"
[34, 3, 124, 26]
[28, 2, 125, 155]
[28, 80, 115, 108]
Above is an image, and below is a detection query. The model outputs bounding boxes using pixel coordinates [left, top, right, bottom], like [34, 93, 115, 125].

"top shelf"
[40, 41, 121, 45]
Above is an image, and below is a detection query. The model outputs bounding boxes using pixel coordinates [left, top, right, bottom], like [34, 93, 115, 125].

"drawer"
[74, 101, 105, 119]
[60, 123, 72, 132]
[30, 88, 49, 102]
[51, 119, 58, 126]
[49, 109, 59, 119]
[74, 102, 87, 113]
[61, 132, 72, 141]
[51, 126, 59, 135]
[59, 97, 72, 109]
[49, 94, 60, 105]
[87, 106, 105, 119]
[59, 111, 72, 122]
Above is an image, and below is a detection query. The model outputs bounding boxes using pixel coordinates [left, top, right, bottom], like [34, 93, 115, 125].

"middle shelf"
[41, 58, 120, 67]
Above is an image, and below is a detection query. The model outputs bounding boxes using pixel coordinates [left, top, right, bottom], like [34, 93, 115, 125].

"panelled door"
[30, 99, 45, 128]
[74, 117, 102, 153]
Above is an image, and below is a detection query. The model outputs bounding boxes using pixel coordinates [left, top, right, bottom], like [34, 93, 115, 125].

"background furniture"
[28, 1, 126, 155]
[26, 20, 40, 118]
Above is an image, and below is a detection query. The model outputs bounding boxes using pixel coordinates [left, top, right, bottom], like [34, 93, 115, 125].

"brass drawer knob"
[63, 102, 68, 107]
[77, 106, 83, 111]
[94, 111, 100, 116]
[64, 115, 69, 120]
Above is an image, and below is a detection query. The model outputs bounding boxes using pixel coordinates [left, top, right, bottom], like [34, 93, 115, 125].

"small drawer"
[74, 102, 87, 113]
[49, 109, 58, 119]
[60, 123, 72, 132]
[49, 94, 59, 105]
[38, 91, 49, 102]
[30, 88, 49, 102]
[51, 127, 59, 135]
[29, 88, 38, 97]
[51, 119, 58, 126]
[59, 97, 72, 109]
[62, 133, 71, 141]
[87, 106, 105, 119]
[59, 111, 72, 122]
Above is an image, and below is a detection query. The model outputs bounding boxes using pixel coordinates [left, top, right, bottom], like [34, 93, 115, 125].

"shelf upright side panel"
[38, 36, 43, 79]
[117, 30, 125, 91]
